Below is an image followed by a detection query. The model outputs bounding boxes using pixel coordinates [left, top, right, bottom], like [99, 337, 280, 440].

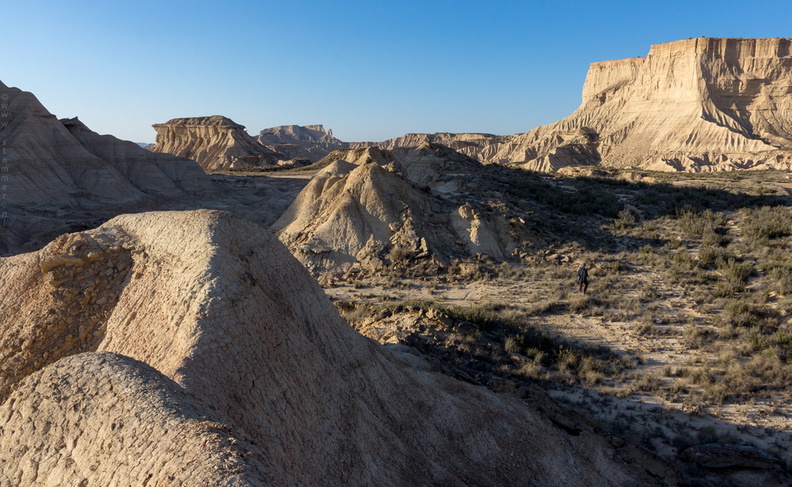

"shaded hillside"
[0, 81, 216, 255]
[0, 210, 674, 486]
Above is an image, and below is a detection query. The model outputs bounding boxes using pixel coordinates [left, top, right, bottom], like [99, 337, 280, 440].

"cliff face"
[151, 116, 286, 170]
[332, 38, 791, 172]
[491, 37, 792, 171]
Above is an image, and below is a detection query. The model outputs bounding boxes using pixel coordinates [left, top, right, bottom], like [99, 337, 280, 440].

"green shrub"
[742, 206, 791, 241]
[676, 207, 726, 238]
[613, 208, 638, 230]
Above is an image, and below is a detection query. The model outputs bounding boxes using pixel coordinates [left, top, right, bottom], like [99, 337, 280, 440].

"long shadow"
[475, 163, 791, 253]
[394, 303, 792, 486]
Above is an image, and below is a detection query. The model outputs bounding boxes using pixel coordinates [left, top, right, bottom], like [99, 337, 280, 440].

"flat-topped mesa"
[499, 37, 792, 172]
[151, 115, 286, 170]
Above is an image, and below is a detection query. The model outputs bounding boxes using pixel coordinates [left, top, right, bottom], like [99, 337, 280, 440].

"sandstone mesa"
[226, 37, 792, 173]
[150, 116, 287, 171]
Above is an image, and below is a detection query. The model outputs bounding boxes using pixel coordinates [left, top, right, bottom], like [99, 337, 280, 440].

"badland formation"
[1, 38, 791, 486]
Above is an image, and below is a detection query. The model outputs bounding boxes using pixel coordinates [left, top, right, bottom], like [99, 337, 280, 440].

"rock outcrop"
[351, 132, 507, 162]
[0, 209, 675, 485]
[258, 124, 347, 162]
[498, 37, 792, 172]
[151, 116, 286, 170]
[0, 81, 215, 255]
[269, 38, 792, 173]
[274, 144, 538, 278]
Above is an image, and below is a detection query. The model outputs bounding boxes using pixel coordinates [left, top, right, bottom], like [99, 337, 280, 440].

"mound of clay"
[151, 116, 285, 170]
[274, 144, 536, 278]
[0, 352, 268, 485]
[0, 81, 214, 255]
[0, 210, 674, 485]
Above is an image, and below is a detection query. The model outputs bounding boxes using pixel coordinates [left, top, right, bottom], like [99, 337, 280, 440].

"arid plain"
[1, 37, 791, 486]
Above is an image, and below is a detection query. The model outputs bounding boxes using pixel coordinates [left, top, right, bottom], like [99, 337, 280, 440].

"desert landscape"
[1, 34, 791, 486]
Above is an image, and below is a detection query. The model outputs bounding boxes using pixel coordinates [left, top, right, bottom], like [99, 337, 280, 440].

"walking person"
[577, 262, 589, 294]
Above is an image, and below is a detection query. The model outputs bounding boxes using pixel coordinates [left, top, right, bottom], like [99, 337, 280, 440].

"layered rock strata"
[151, 116, 286, 170]
[500, 37, 792, 171]
[0, 209, 674, 485]
[270, 38, 792, 172]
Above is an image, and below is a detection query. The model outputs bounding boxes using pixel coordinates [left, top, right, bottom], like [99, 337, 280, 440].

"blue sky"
[5, 1, 790, 143]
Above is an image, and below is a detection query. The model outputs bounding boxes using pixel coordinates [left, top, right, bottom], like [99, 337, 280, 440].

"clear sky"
[4, 0, 789, 143]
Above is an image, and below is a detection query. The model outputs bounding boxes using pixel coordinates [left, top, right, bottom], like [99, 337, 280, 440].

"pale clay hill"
[0, 210, 675, 486]
[254, 38, 792, 172]
[273, 145, 535, 279]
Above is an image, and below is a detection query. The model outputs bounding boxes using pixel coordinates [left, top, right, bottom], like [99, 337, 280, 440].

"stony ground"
[213, 167, 792, 484]
[326, 260, 792, 483]
[315, 169, 792, 484]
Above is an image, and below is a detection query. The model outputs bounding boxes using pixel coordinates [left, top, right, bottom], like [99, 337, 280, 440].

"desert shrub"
[719, 257, 752, 286]
[633, 372, 662, 392]
[772, 331, 792, 362]
[766, 265, 792, 295]
[669, 252, 696, 274]
[676, 207, 726, 238]
[718, 300, 780, 333]
[503, 336, 521, 354]
[682, 325, 711, 349]
[701, 228, 730, 247]
[713, 280, 741, 298]
[696, 247, 733, 270]
[741, 206, 791, 241]
[612, 207, 638, 230]
[743, 327, 768, 350]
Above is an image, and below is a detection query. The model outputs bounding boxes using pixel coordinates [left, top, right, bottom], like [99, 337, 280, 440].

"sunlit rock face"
[505, 37, 792, 172]
[350, 38, 792, 172]
[151, 115, 285, 170]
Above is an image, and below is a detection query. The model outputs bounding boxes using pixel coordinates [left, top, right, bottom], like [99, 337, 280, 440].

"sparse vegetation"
[327, 167, 792, 476]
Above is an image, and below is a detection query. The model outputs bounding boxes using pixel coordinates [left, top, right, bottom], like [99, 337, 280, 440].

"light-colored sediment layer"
[151, 116, 285, 170]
